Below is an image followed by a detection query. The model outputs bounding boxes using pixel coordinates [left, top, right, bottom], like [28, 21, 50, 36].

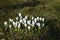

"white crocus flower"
[31, 21, 35, 27]
[19, 13, 21, 17]
[9, 25, 12, 29]
[27, 20, 31, 25]
[24, 23, 27, 27]
[9, 18, 13, 22]
[14, 23, 17, 28]
[23, 18, 26, 23]
[34, 18, 37, 23]
[18, 23, 20, 28]
[37, 17, 39, 20]
[24, 20, 26, 23]
[32, 16, 34, 20]
[36, 23, 41, 29]
[41, 18, 44, 22]
[40, 17, 42, 21]
[19, 19, 23, 23]
[4, 21, 7, 26]
[36, 23, 40, 27]
[12, 21, 15, 25]
[28, 26, 30, 30]
[13, 21, 17, 27]
[25, 15, 28, 19]
[16, 17, 19, 21]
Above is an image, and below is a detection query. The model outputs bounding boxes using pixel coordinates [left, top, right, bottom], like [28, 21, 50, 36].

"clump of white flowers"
[4, 13, 45, 32]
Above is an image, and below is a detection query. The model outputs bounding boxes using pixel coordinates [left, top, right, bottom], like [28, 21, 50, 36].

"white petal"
[16, 17, 19, 20]
[18, 24, 20, 28]
[32, 16, 34, 20]
[42, 18, 44, 22]
[28, 26, 30, 30]
[19, 13, 21, 17]
[25, 15, 28, 19]
[24, 23, 27, 27]
[9, 25, 12, 29]
[40, 17, 42, 20]
[4, 21, 7, 26]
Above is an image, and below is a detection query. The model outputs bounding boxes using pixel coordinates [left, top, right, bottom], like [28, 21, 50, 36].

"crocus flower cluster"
[4, 13, 45, 30]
